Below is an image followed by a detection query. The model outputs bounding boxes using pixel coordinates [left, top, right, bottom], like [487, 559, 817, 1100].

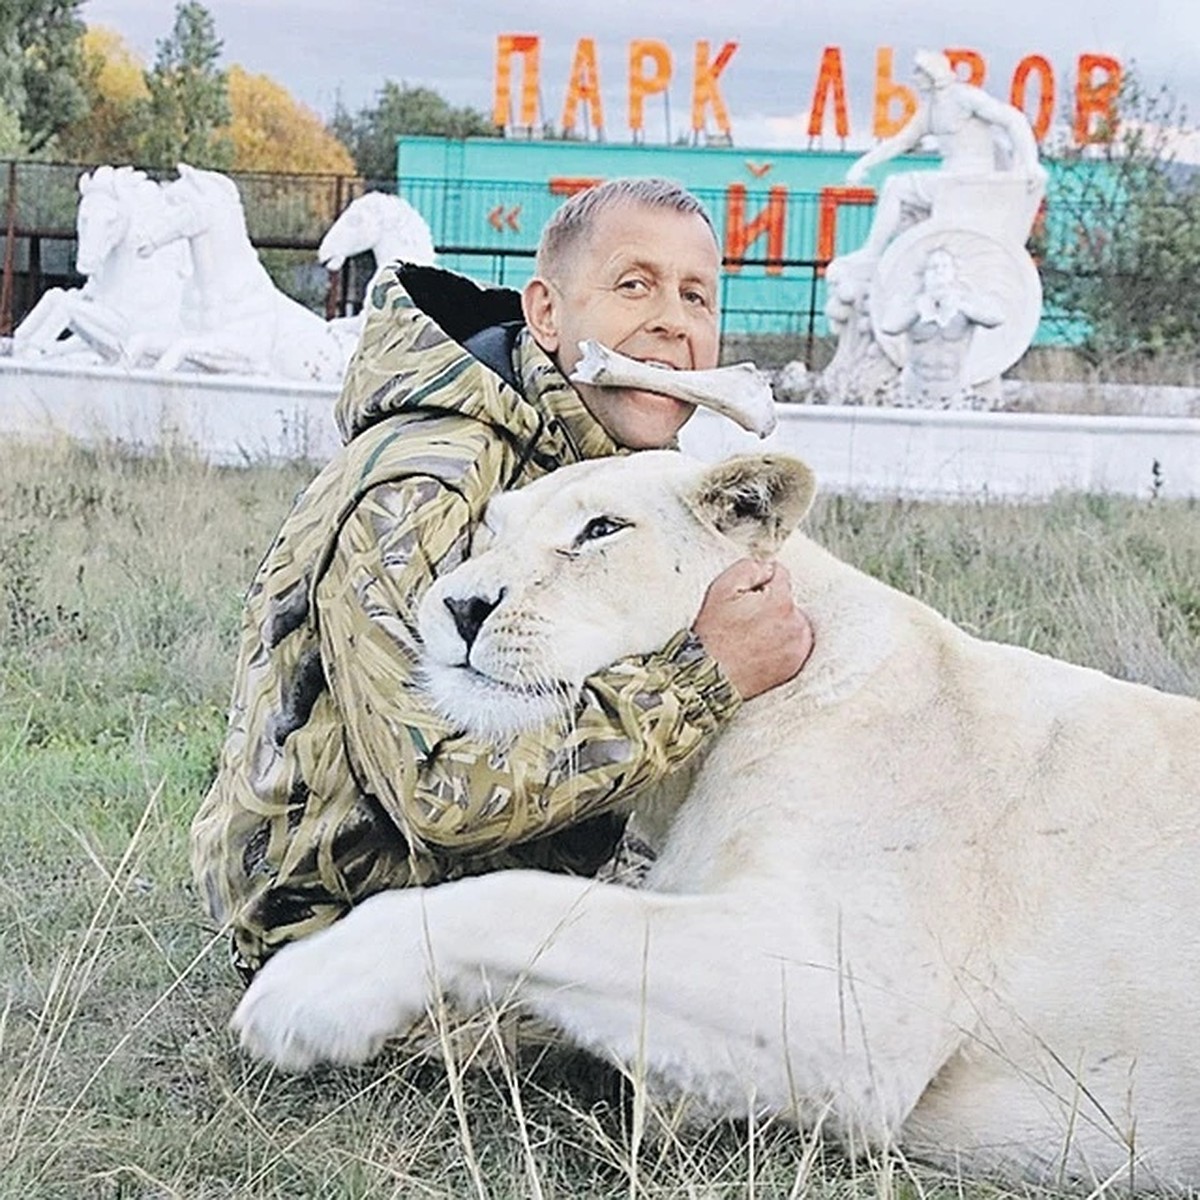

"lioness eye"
[577, 516, 629, 544]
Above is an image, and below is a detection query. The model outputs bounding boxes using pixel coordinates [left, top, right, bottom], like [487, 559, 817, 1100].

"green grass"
[1, 438, 1198, 1198]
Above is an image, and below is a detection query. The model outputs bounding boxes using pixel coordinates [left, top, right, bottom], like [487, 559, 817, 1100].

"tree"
[140, 0, 232, 169]
[330, 82, 492, 180]
[221, 66, 358, 260]
[224, 67, 354, 175]
[0, 98, 23, 155]
[0, 0, 88, 152]
[56, 25, 148, 163]
[1041, 74, 1200, 371]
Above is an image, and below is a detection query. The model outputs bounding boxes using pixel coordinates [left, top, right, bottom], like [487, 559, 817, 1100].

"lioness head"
[418, 451, 815, 740]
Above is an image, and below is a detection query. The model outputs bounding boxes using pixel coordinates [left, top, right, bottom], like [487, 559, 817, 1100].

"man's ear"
[521, 276, 560, 354]
[688, 455, 816, 554]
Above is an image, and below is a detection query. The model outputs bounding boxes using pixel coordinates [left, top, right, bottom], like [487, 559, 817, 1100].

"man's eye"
[617, 278, 649, 294]
[577, 516, 629, 544]
[684, 289, 710, 307]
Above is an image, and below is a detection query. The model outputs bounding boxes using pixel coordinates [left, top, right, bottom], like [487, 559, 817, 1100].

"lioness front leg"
[233, 873, 764, 1082]
[233, 871, 931, 1143]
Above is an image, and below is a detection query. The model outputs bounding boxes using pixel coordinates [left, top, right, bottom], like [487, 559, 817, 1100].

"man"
[191, 178, 812, 980]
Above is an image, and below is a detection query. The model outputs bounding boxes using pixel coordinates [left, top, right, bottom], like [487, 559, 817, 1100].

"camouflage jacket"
[190, 264, 741, 976]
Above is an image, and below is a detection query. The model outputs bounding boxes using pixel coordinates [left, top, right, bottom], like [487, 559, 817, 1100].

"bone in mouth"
[569, 340, 777, 438]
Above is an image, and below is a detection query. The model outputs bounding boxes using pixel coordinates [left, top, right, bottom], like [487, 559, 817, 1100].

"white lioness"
[234, 451, 1200, 1190]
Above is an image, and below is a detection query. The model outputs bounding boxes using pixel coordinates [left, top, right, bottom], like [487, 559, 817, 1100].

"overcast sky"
[80, 0, 1200, 148]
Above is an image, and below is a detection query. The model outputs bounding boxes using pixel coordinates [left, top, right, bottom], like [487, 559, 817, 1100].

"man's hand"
[692, 559, 814, 700]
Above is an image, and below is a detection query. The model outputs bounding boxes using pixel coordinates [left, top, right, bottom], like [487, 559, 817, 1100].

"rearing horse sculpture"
[136, 163, 347, 383]
[317, 190, 437, 357]
[13, 166, 189, 366]
[317, 190, 435, 281]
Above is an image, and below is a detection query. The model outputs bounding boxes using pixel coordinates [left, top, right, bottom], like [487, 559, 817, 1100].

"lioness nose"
[444, 592, 502, 649]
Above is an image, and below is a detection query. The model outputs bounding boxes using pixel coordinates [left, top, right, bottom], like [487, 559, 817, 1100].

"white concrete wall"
[680, 405, 1200, 501]
[0, 358, 343, 465]
[4, 358, 1200, 501]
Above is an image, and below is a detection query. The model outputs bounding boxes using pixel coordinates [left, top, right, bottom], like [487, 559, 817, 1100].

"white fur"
[234, 451, 1200, 1190]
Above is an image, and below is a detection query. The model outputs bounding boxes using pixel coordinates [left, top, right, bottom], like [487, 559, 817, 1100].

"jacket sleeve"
[314, 475, 741, 856]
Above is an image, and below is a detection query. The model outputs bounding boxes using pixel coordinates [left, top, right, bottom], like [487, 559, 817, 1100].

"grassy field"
[1, 438, 1198, 1199]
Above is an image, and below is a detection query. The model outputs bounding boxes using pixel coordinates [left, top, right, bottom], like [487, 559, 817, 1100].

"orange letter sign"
[873, 48, 917, 138]
[724, 184, 788, 275]
[1010, 55, 1055, 142]
[817, 186, 876, 266]
[493, 34, 540, 128]
[629, 39, 672, 134]
[562, 37, 604, 134]
[808, 46, 849, 139]
[549, 177, 603, 197]
[944, 48, 985, 87]
[1075, 53, 1122, 144]
[692, 40, 737, 135]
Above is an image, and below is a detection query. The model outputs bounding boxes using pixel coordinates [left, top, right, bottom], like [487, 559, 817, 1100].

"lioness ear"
[688, 455, 816, 553]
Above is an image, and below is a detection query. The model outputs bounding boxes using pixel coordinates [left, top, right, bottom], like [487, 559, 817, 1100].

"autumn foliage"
[224, 66, 354, 175]
[57, 26, 149, 162]
[58, 25, 355, 177]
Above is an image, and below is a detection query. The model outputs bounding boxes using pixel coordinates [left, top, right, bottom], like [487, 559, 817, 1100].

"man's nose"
[444, 591, 504, 649]
[647, 290, 689, 337]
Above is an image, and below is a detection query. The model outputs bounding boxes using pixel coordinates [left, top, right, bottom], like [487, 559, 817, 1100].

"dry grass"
[1, 437, 1198, 1197]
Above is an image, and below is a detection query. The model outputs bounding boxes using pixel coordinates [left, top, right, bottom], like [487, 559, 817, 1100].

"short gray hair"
[536, 177, 718, 279]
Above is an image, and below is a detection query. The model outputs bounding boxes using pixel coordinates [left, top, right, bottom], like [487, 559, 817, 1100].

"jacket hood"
[334, 263, 544, 445]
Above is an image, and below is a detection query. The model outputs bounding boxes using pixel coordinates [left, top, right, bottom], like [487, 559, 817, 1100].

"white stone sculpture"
[318, 190, 436, 283]
[772, 359, 810, 403]
[135, 163, 347, 382]
[877, 245, 1006, 407]
[317, 190, 437, 357]
[12, 165, 189, 365]
[816, 50, 1047, 408]
[9, 167, 440, 384]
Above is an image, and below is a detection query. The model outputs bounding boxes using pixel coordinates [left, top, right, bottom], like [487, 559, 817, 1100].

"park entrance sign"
[492, 34, 1122, 146]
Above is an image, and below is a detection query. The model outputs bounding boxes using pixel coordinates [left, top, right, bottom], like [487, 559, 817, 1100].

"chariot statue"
[816, 50, 1047, 409]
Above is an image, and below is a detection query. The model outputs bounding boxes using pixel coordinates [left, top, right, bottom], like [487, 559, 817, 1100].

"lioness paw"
[232, 982, 393, 1072]
[230, 899, 430, 1072]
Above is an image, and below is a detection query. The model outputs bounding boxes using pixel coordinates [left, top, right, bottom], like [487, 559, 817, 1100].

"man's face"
[524, 203, 721, 449]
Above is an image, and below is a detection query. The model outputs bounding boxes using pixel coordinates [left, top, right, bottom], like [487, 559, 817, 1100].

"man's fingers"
[739, 560, 776, 593]
[714, 557, 778, 595]
[692, 556, 813, 700]
[747, 562, 793, 604]
[764, 562, 792, 590]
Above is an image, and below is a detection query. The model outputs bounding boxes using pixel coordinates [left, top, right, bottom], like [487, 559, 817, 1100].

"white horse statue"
[318, 190, 436, 284]
[135, 163, 347, 383]
[316, 189, 439, 360]
[12, 165, 189, 365]
[317, 191, 437, 358]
